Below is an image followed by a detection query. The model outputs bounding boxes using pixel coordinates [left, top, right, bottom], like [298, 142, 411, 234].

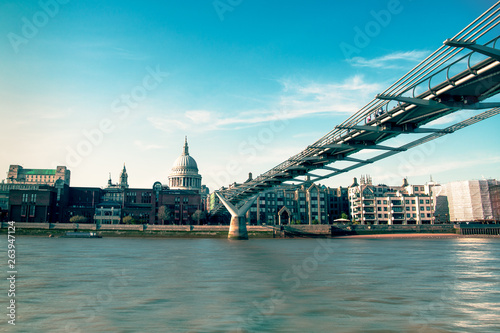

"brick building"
[7, 165, 70, 186]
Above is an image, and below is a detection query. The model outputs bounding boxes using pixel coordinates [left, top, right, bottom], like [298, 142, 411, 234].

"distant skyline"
[1, 0, 499, 190]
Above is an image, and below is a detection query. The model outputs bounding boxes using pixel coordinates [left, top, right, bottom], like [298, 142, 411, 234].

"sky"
[0, 0, 499, 191]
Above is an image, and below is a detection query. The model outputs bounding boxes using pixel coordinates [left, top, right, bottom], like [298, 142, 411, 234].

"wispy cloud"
[347, 50, 430, 69]
[134, 140, 163, 151]
[147, 75, 382, 132]
[185, 110, 213, 124]
[147, 117, 190, 133]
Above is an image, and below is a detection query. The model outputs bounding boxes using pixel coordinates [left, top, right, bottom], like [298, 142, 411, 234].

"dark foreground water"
[1, 236, 500, 332]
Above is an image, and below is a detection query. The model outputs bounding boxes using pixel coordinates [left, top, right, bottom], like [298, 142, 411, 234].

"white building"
[348, 176, 441, 225]
[168, 137, 202, 193]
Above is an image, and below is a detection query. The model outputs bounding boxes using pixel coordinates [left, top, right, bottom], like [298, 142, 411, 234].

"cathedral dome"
[171, 154, 198, 174]
[168, 137, 202, 192]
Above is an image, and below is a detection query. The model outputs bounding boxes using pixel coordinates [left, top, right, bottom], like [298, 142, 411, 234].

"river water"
[1, 236, 500, 332]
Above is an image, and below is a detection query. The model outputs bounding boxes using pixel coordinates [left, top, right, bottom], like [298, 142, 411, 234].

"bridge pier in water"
[216, 193, 258, 240]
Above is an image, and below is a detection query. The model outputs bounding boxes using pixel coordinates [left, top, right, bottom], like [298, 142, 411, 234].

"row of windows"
[20, 205, 36, 216]
[375, 213, 433, 219]
[374, 199, 433, 205]
[22, 193, 37, 203]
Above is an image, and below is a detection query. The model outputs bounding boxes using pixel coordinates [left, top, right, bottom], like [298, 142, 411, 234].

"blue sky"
[0, 0, 499, 190]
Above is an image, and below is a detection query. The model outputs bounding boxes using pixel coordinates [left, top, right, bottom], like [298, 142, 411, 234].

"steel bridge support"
[216, 193, 258, 240]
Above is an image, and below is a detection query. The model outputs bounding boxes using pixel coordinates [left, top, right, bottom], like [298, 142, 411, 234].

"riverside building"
[209, 175, 350, 225]
[348, 175, 445, 225]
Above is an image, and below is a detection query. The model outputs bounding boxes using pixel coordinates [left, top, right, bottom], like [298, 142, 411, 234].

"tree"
[122, 216, 136, 224]
[312, 219, 319, 225]
[341, 212, 348, 220]
[157, 205, 172, 225]
[69, 215, 87, 223]
[191, 210, 205, 225]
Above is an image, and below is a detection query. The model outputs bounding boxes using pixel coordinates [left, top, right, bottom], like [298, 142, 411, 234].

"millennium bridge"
[213, 2, 500, 239]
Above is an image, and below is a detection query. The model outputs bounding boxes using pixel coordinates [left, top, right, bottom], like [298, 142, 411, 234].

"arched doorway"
[278, 206, 292, 225]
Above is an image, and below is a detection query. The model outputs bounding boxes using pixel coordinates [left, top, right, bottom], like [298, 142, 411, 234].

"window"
[414, 186, 419, 192]
[377, 207, 381, 211]
[384, 214, 388, 218]
[383, 200, 387, 204]
[413, 213, 416, 218]
[425, 199, 430, 204]
[384, 207, 388, 211]
[21, 206, 27, 216]
[378, 214, 382, 218]
[377, 200, 381, 204]
[420, 213, 425, 218]
[22, 194, 28, 202]
[31, 194, 36, 202]
[406, 213, 411, 218]
[426, 206, 431, 211]
[419, 199, 424, 204]
[412, 207, 416, 211]
[420, 187, 424, 191]
[405, 200, 409, 204]
[406, 207, 410, 211]
[412, 200, 416, 204]
[29, 205, 35, 217]
[427, 213, 431, 218]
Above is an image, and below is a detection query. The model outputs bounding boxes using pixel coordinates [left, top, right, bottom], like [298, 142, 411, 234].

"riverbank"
[335, 233, 462, 239]
[2, 222, 498, 238]
[0, 222, 275, 238]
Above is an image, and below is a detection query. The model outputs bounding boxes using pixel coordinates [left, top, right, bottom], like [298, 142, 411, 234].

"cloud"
[185, 110, 213, 124]
[147, 117, 190, 132]
[216, 75, 382, 127]
[147, 75, 382, 132]
[134, 140, 163, 151]
[347, 50, 430, 69]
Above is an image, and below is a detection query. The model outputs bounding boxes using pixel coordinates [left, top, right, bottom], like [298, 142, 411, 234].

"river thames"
[2, 236, 500, 332]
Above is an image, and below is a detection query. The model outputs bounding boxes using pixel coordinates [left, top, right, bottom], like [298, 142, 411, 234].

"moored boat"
[64, 231, 102, 238]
